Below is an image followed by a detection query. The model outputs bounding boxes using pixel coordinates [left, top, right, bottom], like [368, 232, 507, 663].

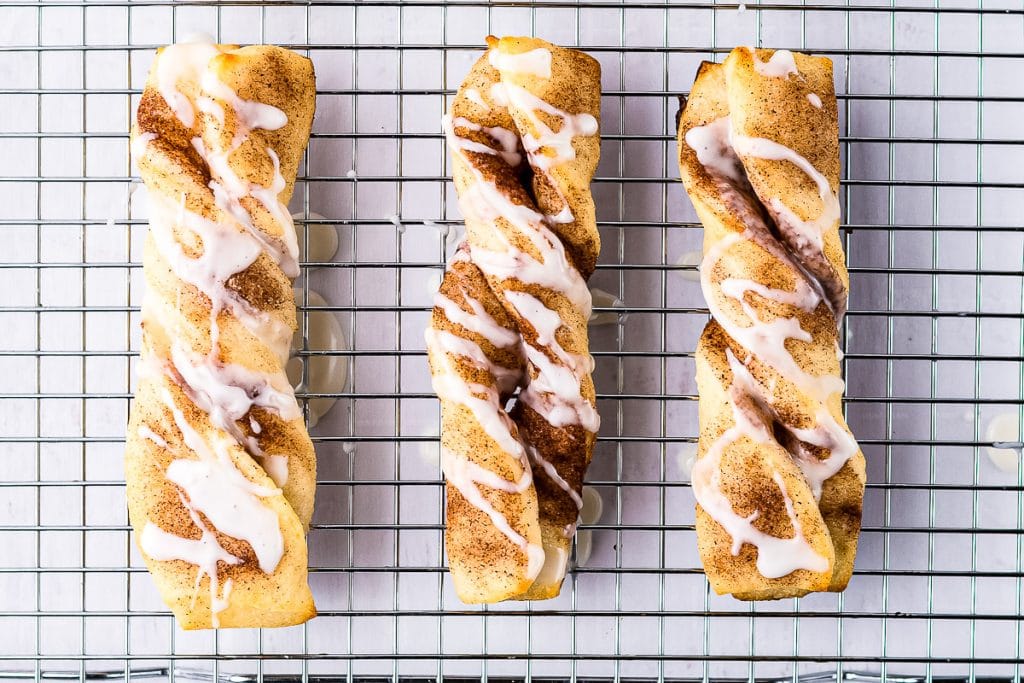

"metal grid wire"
[0, 0, 1023, 680]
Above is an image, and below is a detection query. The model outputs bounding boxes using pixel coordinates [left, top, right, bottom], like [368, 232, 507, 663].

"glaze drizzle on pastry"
[127, 42, 317, 628]
[426, 36, 601, 603]
[678, 47, 866, 600]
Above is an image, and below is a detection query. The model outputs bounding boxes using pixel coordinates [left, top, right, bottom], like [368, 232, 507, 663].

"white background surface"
[0, 0, 1023, 680]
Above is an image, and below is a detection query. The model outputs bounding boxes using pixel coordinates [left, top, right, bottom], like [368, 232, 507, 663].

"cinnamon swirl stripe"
[677, 48, 866, 600]
[426, 36, 601, 603]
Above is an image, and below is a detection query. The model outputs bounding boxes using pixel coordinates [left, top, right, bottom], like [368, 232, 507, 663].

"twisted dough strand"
[126, 43, 316, 628]
[678, 48, 866, 600]
[427, 36, 601, 603]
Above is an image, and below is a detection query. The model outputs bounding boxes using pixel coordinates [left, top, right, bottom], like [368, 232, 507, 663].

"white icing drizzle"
[142, 44, 308, 551]
[689, 117, 844, 400]
[427, 319, 548, 582]
[151, 48, 299, 282]
[147, 47, 306, 529]
[138, 424, 168, 449]
[729, 132, 841, 255]
[684, 116, 744, 182]
[702, 232, 843, 403]
[546, 203, 575, 225]
[192, 137, 300, 279]
[156, 43, 222, 129]
[686, 100, 859, 579]
[443, 444, 533, 495]
[161, 384, 283, 518]
[171, 344, 301, 425]
[215, 579, 234, 621]
[248, 148, 300, 272]
[720, 276, 820, 313]
[131, 131, 157, 162]
[150, 44, 298, 279]
[139, 497, 241, 628]
[486, 79, 596, 223]
[435, 52, 603, 585]
[446, 116, 522, 167]
[147, 192, 254, 307]
[452, 166, 592, 318]
[493, 81, 598, 172]
[527, 444, 583, 511]
[426, 329, 526, 460]
[463, 87, 490, 111]
[257, 454, 290, 488]
[140, 522, 238, 595]
[433, 290, 520, 349]
[489, 81, 509, 107]
[505, 290, 600, 432]
[785, 407, 860, 499]
[146, 192, 294, 360]
[158, 385, 255, 487]
[425, 327, 521, 396]
[144, 375, 286, 618]
[807, 93, 822, 108]
[441, 446, 543, 581]
[199, 69, 288, 146]
[690, 351, 829, 578]
[165, 458, 282, 573]
[686, 116, 841, 323]
[444, 95, 594, 315]
[750, 48, 799, 79]
[702, 237, 856, 501]
[488, 46, 553, 79]
[169, 344, 299, 488]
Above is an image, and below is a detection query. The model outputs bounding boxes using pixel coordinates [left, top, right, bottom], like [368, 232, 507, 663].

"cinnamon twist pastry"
[426, 36, 601, 603]
[677, 48, 866, 600]
[126, 42, 317, 628]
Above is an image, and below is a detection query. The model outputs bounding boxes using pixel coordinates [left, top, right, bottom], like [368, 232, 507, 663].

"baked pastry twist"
[677, 48, 866, 600]
[126, 42, 317, 628]
[426, 36, 601, 603]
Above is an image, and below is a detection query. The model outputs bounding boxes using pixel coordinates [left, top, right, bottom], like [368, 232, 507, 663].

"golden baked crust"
[678, 49, 866, 600]
[126, 43, 317, 629]
[431, 257, 539, 602]
[429, 36, 601, 603]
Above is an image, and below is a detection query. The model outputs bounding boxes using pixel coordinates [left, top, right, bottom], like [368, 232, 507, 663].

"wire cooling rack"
[1, 0, 1023, 680]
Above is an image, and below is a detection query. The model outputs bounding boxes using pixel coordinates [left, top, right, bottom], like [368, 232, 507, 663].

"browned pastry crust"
[430, 255, 538, 601]
[678, 48, 866, 600]
[428, 36, 601, 603]
[126, 43, 317, 629]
